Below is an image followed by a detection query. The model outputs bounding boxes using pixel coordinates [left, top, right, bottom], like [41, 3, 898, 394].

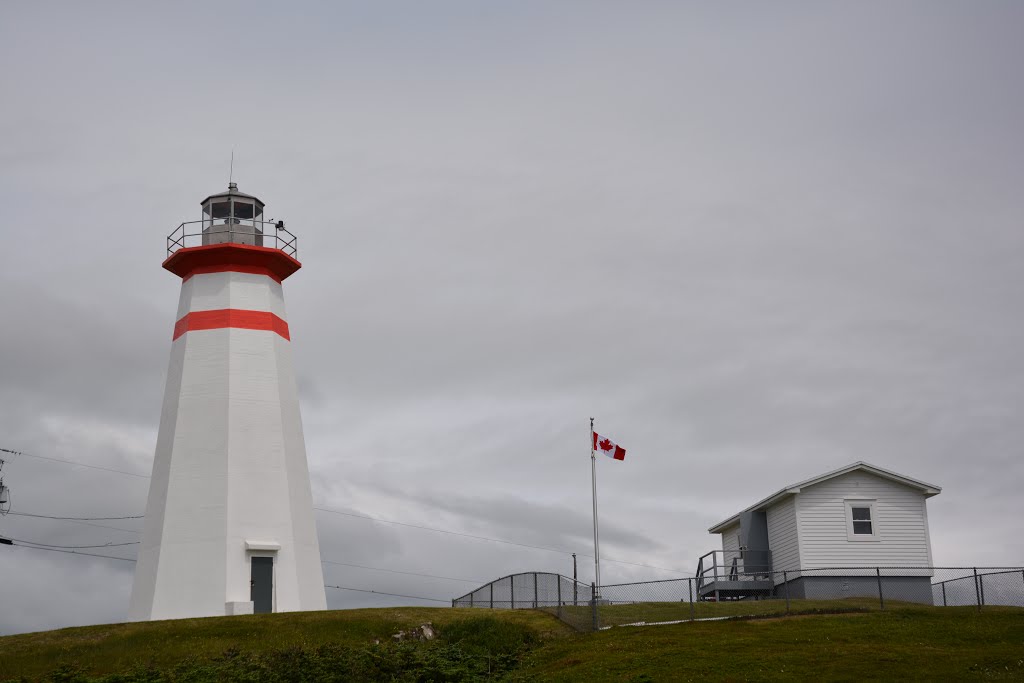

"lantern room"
[201, 182, 266, 247]
[164, 182, 301, 281]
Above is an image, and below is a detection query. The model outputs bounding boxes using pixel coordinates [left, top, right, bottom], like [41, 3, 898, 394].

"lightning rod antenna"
[229, 150, 235, 185]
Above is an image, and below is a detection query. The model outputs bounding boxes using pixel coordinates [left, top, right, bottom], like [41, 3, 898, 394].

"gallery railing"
[166, 219, 298, 258]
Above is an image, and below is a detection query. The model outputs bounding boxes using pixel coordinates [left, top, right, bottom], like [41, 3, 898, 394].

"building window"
[845, 500, 878, 541]
[851, 506, 872, 534]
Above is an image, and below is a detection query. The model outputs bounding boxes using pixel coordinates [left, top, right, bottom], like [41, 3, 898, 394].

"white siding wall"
[766, 496, 800, 579]
[721, 523, 740, 554]
[797, 471, 932, 570]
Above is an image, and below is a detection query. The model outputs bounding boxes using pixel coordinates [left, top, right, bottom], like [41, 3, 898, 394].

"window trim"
[844, 499, 878, 542]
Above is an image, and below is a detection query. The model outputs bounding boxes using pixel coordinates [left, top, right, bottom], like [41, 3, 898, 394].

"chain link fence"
[452, 572, 597, 631]
[453, 567, 1024, 632]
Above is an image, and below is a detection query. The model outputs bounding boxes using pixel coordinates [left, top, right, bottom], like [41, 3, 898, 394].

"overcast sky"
[1, 1, 1022, 636]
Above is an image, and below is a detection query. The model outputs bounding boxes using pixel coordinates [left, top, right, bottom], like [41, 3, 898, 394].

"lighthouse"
[129, 183, 327, 620]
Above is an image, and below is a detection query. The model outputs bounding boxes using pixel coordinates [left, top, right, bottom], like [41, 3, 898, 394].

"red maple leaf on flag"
[599, 439, 613, 452]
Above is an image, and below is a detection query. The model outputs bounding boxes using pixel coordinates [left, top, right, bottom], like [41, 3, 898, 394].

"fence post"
[979, 571, 986, 606]
[688, 578, 694, 622]
[557, 574, 562, 608]
[714, 557, 720, 603]
[470, 591, 474, 608]
[451, 599, 455, 608]
[490, 583, 493, 609]
[784, 571, 790, 614]
[973, 567, 981, 612]
[511, 577, 515, 609]
[941, 581, 946, 607]
[591, 582, 599, 631]
[534, 572, 539, 608]
[876, 568, 885, 611]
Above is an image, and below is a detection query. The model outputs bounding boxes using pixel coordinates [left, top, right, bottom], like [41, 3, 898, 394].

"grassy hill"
[1, 604, 1022, 681]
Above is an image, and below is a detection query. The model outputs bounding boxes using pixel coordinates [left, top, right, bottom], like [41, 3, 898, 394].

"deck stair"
[695, 549, 773, 601]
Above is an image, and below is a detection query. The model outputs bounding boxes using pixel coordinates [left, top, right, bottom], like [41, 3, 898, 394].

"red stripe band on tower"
[172, 309, 290, 341]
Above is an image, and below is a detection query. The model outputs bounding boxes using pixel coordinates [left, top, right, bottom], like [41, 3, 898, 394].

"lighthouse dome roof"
[200, 182, 264, 207]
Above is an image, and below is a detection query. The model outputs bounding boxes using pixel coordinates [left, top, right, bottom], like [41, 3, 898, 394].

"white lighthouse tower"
[129, 183, 327, 620]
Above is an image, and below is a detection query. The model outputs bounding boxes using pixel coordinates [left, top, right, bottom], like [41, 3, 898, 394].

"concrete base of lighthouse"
[129, 245, 326, 621]
[226, 601, 255, 616]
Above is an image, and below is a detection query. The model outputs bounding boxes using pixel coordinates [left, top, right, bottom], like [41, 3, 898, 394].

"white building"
[128, 184, 327, 621]
[698, 462, 941, 603]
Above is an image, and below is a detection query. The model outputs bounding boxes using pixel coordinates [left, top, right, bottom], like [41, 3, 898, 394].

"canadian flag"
[593, 432, 626, 461]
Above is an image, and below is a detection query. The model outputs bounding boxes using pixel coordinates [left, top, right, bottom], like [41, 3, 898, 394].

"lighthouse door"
[250, 557, 274, 613]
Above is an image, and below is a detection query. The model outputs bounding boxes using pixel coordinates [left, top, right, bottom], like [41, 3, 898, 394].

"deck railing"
[696, 549, 773, 593]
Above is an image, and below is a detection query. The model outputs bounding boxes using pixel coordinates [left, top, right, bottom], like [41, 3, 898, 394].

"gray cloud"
[1, 1, 1023, 634]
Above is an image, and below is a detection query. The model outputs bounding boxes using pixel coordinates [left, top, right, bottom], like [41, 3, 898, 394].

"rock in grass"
[391, 622, 436, 642]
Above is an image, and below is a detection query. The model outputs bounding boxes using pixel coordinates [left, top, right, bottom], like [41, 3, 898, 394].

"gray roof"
[200, 182, 264, 206]
[707, 461, 942, 534]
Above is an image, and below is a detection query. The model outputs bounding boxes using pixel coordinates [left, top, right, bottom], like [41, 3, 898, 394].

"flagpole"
[590, 417, 601, 597]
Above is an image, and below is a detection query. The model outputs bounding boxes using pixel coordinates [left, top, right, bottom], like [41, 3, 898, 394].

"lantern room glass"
[201, 194, 266, 247]
[203, 198, 264, 230]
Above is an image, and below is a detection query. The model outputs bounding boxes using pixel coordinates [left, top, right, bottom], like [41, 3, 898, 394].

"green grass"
[521, 606, 1024, 682]
[1, 604, 1022, 681]
[0, 608, 565, 681]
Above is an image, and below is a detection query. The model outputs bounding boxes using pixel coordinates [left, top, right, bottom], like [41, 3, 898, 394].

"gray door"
[250, 557, 273, 614]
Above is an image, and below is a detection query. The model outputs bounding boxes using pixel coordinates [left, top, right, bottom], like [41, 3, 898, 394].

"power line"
[604, 557, 690, 576]
[7, 543, 137, 563]
[18, 500, 687, 574]
[6, 546, 450, 602]
[5, 447, 689, 575]
[321, 558, 483, 584]
[4, 539, 475, 587]
[9, 511, 143, 521]
[15, 502, 686, 574]
[7, 537, 139, 550]
[4, 449, 149, 479]
[2, 544, 453, 602]
[6, 541, 473, 590]
[6, 519, 479, 583]
[324, 584, 450, 604]
[7, 513, 140, 534]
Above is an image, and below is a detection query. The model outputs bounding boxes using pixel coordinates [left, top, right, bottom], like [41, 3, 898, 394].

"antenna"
[229, 150, 235, 185]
